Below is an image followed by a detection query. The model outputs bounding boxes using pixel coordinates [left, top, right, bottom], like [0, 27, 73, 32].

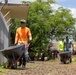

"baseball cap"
[20, 19, 26, 23]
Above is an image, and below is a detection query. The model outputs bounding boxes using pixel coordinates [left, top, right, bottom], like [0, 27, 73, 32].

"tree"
[25, 0, 55, 51]
[10, 0, 76, 54]
[9, 19, 20, 44]
[50, 7, 76, 40]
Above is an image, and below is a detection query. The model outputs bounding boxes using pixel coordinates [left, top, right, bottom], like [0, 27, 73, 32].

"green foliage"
[50, 7, 76, 37]
[9, 19, 20, 44]
[10, 0, 76, 54]
[0, 66, 6, 75]
[24, 0, 55, 51]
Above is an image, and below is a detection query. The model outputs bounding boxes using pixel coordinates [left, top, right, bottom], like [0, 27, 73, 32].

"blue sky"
[56, 0, 76, 8]
[8, 0, 76, 8]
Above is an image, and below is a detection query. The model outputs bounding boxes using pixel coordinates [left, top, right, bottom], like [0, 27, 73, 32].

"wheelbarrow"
[59, 51, 72, 64]
[0, 44, 25, 69]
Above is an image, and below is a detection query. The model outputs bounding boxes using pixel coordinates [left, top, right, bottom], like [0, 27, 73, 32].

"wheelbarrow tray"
[0, 44, 25, 60]
[0, 44, 25, 69]
[59, 52, 71, 58]
[59, 52, 72, 64]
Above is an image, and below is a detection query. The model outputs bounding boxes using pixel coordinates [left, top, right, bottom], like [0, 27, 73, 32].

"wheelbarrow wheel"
[70, 57, 72, 63]
[63, 58, 67, 64]
[11, 63, 17, 69]
[63, 61, 66, 64]
[63, 57, 71, 64]
[60, 59, 63, 62]
[8, 59, 17, 69]
[11, 59, 17, 69]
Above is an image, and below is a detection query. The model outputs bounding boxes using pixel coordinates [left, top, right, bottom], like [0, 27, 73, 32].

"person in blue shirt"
[64, 36, 74, 52]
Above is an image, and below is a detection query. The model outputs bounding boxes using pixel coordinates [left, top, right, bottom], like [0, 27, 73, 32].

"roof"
[0, 3, 30, 19]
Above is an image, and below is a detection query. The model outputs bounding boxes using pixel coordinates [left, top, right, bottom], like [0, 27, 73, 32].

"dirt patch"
[4, 60, 76, 75]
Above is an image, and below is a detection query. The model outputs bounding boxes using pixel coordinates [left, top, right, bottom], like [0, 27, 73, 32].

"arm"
[28, 29, 32, 41]
[15, 29, 19, 44]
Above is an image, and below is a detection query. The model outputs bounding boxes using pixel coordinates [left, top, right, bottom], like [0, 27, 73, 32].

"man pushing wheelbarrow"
[15, 20, 32, 69]
[59, 36, 74, 64]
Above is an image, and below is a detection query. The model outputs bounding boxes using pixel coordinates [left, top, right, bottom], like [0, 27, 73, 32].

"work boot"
[18, 62, 22, 66]
[22, 65, 25, 70]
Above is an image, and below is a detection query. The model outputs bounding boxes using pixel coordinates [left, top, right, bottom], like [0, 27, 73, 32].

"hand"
[28, 40, 32, 44]
[14, 43, 17, 45]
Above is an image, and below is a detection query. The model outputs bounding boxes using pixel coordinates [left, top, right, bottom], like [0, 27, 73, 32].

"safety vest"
[58, 41, 64, 51]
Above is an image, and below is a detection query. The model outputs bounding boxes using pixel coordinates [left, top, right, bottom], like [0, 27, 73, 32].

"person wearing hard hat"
[15, 19, 32, 69]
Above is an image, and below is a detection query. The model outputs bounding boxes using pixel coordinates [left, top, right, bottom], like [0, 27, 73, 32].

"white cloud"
[8, 0, 22, 3]
[51, 4, 76, 18]
[69, 8, 76, 18]
[8, 0, 35, 3]
[51, 4, 60, 10]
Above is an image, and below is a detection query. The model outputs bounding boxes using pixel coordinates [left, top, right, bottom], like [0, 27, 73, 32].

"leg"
[18, 55, 23, 66]
[22, 53, 26, 66]
[22, 49, 28, 69]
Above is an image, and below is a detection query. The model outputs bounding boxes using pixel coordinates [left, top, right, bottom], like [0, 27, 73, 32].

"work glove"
[28, 40, 32, 45]
[14, 43, 17, 45]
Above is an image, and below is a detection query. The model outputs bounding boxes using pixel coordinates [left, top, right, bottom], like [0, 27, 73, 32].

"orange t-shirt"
[15, 27, 32, 45]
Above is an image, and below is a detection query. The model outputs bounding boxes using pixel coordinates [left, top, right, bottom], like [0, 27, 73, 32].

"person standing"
[15, 19, 32, 69]
[58, 38, 65, 52]
[64, 36, 74, 52]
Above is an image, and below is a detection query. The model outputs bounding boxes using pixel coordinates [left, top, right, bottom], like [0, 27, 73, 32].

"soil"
[4, 59, 76, 75]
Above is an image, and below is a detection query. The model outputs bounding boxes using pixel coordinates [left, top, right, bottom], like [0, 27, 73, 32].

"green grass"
[48, 59, 55, 62]
[72, 58, 76, 63]
[0, 66, 7, 75]
[48, 58, 59, 62]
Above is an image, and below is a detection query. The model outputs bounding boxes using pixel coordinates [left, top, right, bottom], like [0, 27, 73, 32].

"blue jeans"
[24, 48, 29, 62]
[65, 49, 71, 52]
[18, 44, 29, 66]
